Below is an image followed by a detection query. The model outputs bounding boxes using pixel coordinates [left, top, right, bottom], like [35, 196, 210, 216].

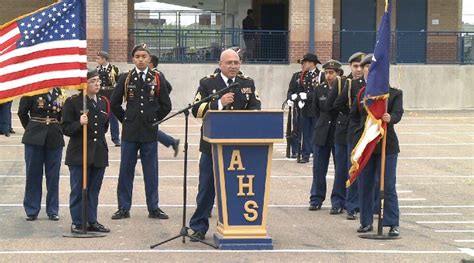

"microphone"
[212, 82, 240, 100]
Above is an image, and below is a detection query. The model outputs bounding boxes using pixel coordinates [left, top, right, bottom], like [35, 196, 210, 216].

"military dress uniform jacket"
[18, 88, 65, 148]
[312, 81, 339, 146]
[111, 68, 172, 143]
[62, 94, 110, 168]
[192, 73, 261, 154]
[325, 76, 358, 145]
[301, 69, 320, 118]
[287, 71, 304, 99]
[97, 64, 120, 98]
[334, 78, 366, 146]
[350, 87, 404, 154]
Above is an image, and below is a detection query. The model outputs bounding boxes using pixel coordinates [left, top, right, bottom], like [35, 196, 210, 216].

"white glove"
[287, 100, 294, 107]
[298, 101, 305, 109]
[299, 92, 307, 100]
[291, 93, 297, 100]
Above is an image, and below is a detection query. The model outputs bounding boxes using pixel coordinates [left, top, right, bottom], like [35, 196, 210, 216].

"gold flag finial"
[385, 0, 389, 12]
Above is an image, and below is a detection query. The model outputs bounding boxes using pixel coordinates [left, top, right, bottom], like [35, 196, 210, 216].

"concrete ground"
[0, 110, 473, 262]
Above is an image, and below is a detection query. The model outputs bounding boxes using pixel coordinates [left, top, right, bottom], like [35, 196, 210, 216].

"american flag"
[347, 1, 391, 187]
[0, 0, 87, 104]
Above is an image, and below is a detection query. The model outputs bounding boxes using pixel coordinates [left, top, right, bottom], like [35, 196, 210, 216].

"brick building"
[0, 0, 466, 64]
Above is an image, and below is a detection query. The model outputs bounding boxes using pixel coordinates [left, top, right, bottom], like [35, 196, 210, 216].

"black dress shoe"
[172, 139, 180, 157]
[289, 154, 297, 159]
[329, 207, 344, 215]
[190, 231, 205, 242]
[148, 208, 169, 219]
[113, 140, 121, 147]
[48, 214, 60, 221]
[71, 224, 84, 234]
[346, 211, 357, 220]
[9, 128, 15, 134]
[388, 226, 400, 237]
[111, 209, 130, 220]
[26, 215, 37, 221]
[4, 132, 10, 137]
[88, 222, 110, 233]
[357, 225, 373, 233]
[308, 204, 322, 211]
[297, 158, 309, 164]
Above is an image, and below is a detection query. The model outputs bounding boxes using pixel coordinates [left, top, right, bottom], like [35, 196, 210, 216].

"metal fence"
[129, 29, 289, 63]
[333, 31, 474, 64]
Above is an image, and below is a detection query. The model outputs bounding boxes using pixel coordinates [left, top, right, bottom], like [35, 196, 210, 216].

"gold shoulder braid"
[337, 76, 342, 95]
[347, 79, 353, 108]
[110, 65, 118, 87]
[123, 69, 133, 101]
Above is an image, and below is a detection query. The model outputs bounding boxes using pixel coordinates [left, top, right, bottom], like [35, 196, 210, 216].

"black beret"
[87, 68, 99, 80]
[131, 43, 150, 56]
[360, 53, 374, 67]
[322, 59, 342, 70]
[301, 53, 321, 64]
[97, 51, 109, 60]
[348, 52, 366, 63]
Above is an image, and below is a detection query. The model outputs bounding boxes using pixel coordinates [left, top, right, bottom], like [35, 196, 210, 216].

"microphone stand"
[150, 82, 239, 249]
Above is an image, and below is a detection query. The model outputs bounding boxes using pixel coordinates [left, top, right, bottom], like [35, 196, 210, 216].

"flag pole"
[81, 90, 88, 234]
[377, 119, 388, 236]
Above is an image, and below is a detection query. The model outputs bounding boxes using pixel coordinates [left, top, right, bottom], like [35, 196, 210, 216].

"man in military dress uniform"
[309, 60, 343, 211]
[96, 51, 121, 146]
[18, 87, 65, 221]
[189, 49, 261, 241]
[329, 51, 366, 219]
[351, 54, 403, 236]
[110, 44, 172, 220]
[286, 61, 305, 159]
[62, 69, 111, 233]
[298, 53, 322, 163]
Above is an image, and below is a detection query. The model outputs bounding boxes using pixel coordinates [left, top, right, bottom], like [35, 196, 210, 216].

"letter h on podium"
[203, 110, 284, 250]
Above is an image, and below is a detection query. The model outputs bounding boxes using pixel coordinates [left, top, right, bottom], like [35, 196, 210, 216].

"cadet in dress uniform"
[286, 61, 305, 159]
[351, 54, 403, 237]
[110, 44, 172, 220]
[328, 51, 366, 220]
[298, 53, 324, 163]
[189, 49, 261, 241]
[96, 51, 121, 146]
[309, 60, 343, 211]
[18, 87, 65, 221]
[62, 70, 110, 233]
[149, 55, 180, 157]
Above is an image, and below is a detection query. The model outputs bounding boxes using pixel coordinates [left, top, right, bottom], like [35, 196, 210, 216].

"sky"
[463, 0, 474, 24]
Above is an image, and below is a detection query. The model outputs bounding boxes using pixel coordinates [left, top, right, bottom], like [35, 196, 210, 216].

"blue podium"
[202, 110, 284, 250]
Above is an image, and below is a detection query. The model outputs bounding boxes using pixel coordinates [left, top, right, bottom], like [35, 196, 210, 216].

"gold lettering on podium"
[244, 200, 259, 222]
[227, 150, 246, 171]
[237, 175, 255, 196]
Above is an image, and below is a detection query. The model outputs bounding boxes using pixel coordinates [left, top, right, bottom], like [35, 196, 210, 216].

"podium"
[202, 110, 284, 250]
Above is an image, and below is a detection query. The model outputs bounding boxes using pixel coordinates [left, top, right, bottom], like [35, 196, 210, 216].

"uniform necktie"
[139, 72, 145, 83]
[227, 78, 233, 86]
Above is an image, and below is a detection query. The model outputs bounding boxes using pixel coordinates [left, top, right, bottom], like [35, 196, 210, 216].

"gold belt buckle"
[46, 116, 50, 125]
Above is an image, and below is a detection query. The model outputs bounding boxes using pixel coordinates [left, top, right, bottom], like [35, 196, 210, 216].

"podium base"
[213, 233, 273, 250]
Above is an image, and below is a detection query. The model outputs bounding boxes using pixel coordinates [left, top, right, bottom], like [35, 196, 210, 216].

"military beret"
[300, 53, 321, 64]
[97, 51, 109, 60]
[348, 52, 366, 63]
[360, 53, 374, 67]
[87, 68, 99, 80]
[322, 59, 342, 70]
[131, 43, 150, 56]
